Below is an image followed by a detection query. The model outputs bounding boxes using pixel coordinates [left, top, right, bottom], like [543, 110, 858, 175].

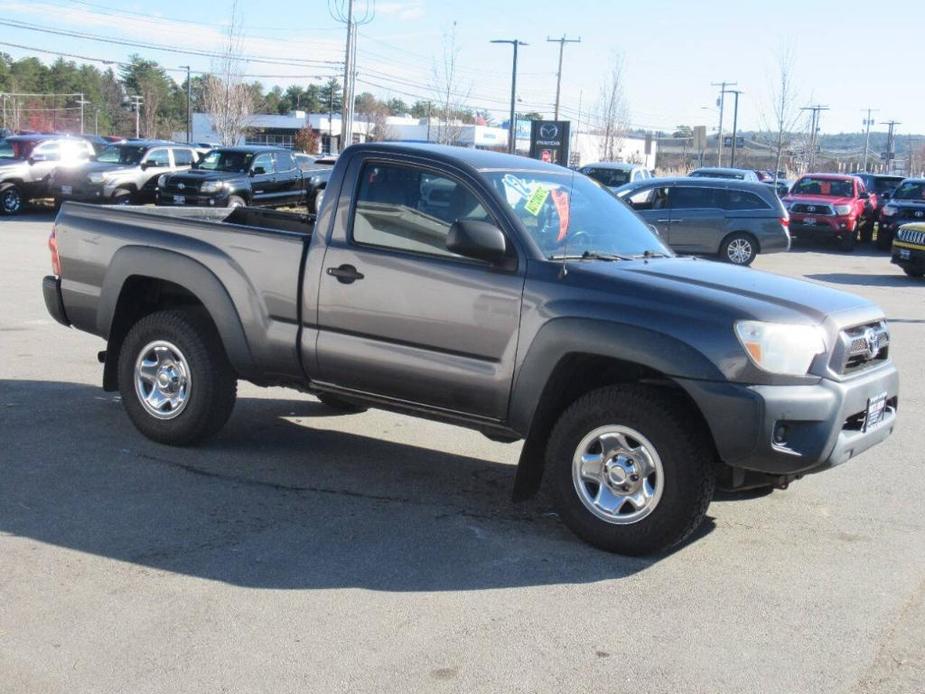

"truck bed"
[53, 202, 315, 384]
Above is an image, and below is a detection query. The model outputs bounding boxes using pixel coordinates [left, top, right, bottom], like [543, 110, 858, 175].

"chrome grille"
[831, 321, 890, 375]
[897, 226, 925, 245]
[791, 203, 834, 215]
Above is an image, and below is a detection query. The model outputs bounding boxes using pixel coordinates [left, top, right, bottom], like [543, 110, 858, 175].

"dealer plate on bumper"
[173, 195, 185, 204]
[61, 185, 72, 195]
[899, 248, 911, 260]
[864, 391, 888, 431]
[804, 217, 816, 225]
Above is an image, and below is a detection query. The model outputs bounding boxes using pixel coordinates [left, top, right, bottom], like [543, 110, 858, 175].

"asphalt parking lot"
[2, 213, 924, 694]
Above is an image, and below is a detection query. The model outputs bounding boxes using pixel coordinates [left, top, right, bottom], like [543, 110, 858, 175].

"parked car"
[875, 178, 925, 250]
[688, 166, 760, 182]
[0, 134, 95, 215]
[43, 143, 897, 555]
[783, 174, 873, 250]
[51, 141, 198, 205]
[891, 222, 925, 278]
[294, 153, 334, 213]
[851, 173, 905, 244]
[156, 146, 304, 209]
[615, 177, 790, 265]
[578, 162, 651, 190]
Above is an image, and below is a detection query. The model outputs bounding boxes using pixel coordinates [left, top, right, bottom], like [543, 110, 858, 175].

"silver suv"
[51, 141, 198, 205]
[0, 135, 95, 215]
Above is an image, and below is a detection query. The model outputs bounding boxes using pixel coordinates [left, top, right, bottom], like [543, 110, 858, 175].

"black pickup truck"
[43, 143, 899, 555]
[156, 146, 304, 208]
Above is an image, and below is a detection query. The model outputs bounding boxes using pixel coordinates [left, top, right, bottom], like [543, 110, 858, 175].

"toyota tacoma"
[43, 143, 899, 555]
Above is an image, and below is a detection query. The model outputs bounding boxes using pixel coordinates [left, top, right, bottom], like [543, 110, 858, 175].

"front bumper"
[42, 275, 70, 327]
[891, 241, 925, 272]
[789, 214, 856, 238]
[156, 190, 229, 207]
[682, 363, 899, 475]
[51, 182, 105, 203]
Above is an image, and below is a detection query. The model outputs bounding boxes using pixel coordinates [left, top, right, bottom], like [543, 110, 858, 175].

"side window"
[252, 153, 274, 174]
[145, 149, 170, 167]
[352, 161, 491, 259]
[669, 186, 717, 209]
[34, 142, 61, 161]
[275, 151, 295, 172]
[625, 186, 668, 211]
[720, 189, 771, 211]
[172, 148, 194, 166]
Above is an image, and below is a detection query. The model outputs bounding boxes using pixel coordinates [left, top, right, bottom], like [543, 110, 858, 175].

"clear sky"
[1, 0, 922, 137]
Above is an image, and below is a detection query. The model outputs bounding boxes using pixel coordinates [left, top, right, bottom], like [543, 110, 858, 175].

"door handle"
[326, 264, 364, 284]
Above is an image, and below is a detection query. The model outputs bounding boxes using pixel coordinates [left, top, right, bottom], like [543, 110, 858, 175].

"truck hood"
[167, 169, 243, 185]
[0, 157, 26, 169]
[73, 161, 140, 175]
[566, 257, 873, 326]
[783, 193, 855, 206]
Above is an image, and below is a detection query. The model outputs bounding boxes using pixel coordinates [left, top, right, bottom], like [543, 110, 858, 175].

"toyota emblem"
[539, 124, 559, 139]
[916, 211, 924, 218]
[178, 183, 185, 190]
[807, 205, 816, 212]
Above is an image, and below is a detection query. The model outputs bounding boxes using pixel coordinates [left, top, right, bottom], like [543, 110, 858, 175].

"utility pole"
[76, 93, 91, 135]
[180, 65, 192, 143]
[800, 104, 829, 172]
[331, 0, 374, 152]
[861, 107, 878, 171]
[727, 89, 743, 167]
[129, 95, 144, 138]
[881, 120, 901, 173]
[711, 81, 736, 166]
[546, 35, 580, 121]
[491, 39, 527, 154]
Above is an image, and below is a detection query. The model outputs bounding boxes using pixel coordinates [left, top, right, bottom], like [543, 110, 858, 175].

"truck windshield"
[791, 177, 853, 197]
[581, 167, 631, 187]
[891, 181, 925, 201]
[486, 170, 671, 259]
[96, 145, 146, 165]
[195, 150, 254, 173]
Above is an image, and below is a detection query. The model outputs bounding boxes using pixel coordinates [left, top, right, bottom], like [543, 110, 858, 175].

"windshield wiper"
[549, 250, 632, 261]
[633, 250, 671, 259]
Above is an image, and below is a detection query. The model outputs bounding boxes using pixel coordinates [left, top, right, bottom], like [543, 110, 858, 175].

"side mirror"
[251, 166, 266, 176]
[880, 191, 891, 200]
[140, 161, 151, 170]
[446, 219, 508, 263]
[859, 191, 869, 199]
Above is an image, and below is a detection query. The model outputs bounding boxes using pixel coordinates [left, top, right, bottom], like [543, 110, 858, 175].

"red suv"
[783, 174, 873, 250]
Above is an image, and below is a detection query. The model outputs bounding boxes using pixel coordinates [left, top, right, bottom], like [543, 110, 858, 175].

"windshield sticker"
[551, 189, 571, 241]
[524, 186, 550, 216]
[502, 173, 533, 203]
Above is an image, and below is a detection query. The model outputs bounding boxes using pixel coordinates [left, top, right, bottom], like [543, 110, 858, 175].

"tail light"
[780, 217, 790, 227]
[49, 224, 61, 276]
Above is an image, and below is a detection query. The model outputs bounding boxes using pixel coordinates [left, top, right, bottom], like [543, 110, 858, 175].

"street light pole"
[727, 89, 743, 167]
[491, 39, 527, 154]
[861, 107, 878, 171]
[180, 65, 192, 143]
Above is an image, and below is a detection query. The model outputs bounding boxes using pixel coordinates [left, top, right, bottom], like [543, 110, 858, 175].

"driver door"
[624, 185, 670, 238]
[139, 148, 171, 200]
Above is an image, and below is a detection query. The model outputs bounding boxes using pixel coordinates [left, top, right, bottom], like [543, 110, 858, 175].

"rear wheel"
[0, 183, 24, 215]
[720, 232, 757, 266]
[547, 385, 715, 555]
[118, 309, 237, 445]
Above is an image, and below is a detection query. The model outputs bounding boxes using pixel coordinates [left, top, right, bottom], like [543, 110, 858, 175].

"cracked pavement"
[2, 213, 924, 693]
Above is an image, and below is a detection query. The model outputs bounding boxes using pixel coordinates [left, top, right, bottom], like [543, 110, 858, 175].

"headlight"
[200, 180, 225, 194]
[734, 321, 826, 376]
[882, 205, 898, 217]
[157, 174, 168, 188]
[834, 204, 853, 215]
[88, 172, 106, 184]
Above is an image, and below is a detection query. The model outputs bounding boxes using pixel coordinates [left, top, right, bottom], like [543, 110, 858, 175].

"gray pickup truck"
[43, 143, 899, 555]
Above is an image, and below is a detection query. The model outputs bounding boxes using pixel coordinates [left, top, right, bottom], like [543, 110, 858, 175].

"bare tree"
[202, 1, 254, 146]
[760, 44, 802, 179]
[595, 55, 629, 161]
[431, 22, 469, 145]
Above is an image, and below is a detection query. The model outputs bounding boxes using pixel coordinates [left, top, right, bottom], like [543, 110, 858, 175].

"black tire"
[546, 385, 716, 555]
[876, 227, 893, 250]
[111, 188, 133, 205]
[0, 183, 24, 216]
[118, 309, 237, 446]
[903, 267, 925, 279]
[317, 393, 368, 413]
[227, 195, 246, 208]
[858, 217, 874, 243]
[839, 228, 857, 251]
[719, 232, 757, 266]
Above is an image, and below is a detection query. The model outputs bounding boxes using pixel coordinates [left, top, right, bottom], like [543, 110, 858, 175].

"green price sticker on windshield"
[524, 186, 550, 216]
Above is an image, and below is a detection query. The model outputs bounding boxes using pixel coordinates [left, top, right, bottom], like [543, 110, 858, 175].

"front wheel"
[0, 183, 24, 215]
[227, 195, 246, 208]
[118, 309, 237, 446]
[547, 385, 716, 555]
[903, 267, 925, 279]
[839, 229, 857, 251]
[876, 227, 893, 250]
[720, 232, 757, 266]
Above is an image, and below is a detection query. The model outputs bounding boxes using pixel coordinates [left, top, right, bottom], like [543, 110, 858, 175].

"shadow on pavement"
[1, 379, 713, 590]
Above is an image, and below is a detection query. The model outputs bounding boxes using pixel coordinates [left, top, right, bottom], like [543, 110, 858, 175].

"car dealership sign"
[529, 120, 570, 165]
